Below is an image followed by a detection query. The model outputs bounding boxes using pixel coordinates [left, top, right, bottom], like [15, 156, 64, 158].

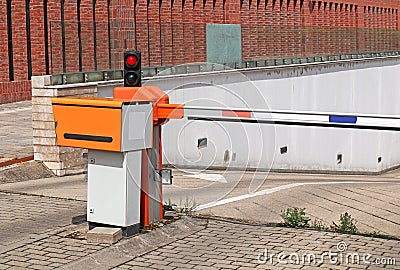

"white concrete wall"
[146, 57, 400, 173]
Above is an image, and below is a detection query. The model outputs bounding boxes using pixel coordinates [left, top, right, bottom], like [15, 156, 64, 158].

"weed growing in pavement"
[176, 196, 198, 214]
[163, 199, 177, 211]
[311, 218, 330, 231]
[278, 209, 398, 240]
[163, 197, 198, 214]
[362, 230, 384, 237]
[280, 207, 310, 228]
[332, 212, 359, 234]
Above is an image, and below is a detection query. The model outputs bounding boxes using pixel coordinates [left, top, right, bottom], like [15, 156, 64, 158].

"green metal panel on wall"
[206, 24, 242, 68]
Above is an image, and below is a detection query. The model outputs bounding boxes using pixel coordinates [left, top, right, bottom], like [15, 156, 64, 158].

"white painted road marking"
[196, 181, 395, 210]
[184, 173, 227, 183]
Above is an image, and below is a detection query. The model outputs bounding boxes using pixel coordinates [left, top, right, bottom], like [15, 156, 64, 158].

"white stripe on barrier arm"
[182, 106, 400, 131]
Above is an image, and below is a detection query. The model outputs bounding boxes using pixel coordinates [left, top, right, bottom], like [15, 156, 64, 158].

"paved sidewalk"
[0, 182, 397, 269]
[111, 217, 399, 270]
[0, 191, 110, 270]
[0, 101, 32, 165]
[0, 100, 398, 269]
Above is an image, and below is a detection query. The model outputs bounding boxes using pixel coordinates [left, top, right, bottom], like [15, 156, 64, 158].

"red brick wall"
[12, 0, 29, 81]
[1, 0, 400, 104]
[48, 0, 62, 74]
[80, 0, 95, 71]
[0, 81, 31, 104]
[95, 0, 111, 70]
[160, 0, 173, 66]
[0, 3, 9, 82]
[109, 0, 136, 70]
[30, 1, 46, 77]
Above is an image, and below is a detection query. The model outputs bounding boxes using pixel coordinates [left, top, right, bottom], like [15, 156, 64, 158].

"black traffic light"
[124, 51, 141, 87]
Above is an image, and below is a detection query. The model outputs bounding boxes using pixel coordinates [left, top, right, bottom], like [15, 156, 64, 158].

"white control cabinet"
[87, 150, 142, 229]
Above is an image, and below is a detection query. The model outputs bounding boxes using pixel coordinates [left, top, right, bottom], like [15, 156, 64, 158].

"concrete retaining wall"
[152, 57, 400, 173]
[32, 56, 400, 174]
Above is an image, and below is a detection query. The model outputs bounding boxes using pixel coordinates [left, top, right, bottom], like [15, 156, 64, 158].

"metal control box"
[87, 150, 141, 228]
[52, 86, 184, 236]
[52, 98, 153, 152]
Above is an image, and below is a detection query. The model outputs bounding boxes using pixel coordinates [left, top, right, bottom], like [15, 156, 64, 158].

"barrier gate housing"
[52, 86, 183, 236]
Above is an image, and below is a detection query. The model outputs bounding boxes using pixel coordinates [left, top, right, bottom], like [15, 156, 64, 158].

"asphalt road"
[163, 168, 400, 237]
[1, 165, 399, 237]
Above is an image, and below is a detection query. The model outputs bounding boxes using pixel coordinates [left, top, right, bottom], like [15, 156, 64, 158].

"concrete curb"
[58, 216, 208, 270]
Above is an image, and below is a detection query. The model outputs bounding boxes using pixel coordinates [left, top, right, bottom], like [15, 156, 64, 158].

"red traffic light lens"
[126, 55, 137, 67]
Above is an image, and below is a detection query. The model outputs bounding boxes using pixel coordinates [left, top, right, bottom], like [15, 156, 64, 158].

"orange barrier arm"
[156, 104, 184, 119]
[114, 86, 184, 124]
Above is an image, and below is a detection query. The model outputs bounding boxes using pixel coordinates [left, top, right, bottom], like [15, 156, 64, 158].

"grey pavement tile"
[29, 265, 53, 270]
[5, 260, 31, 268]
[145, 264, 172, 270]
[109, 218, 399, 269]
[0, 192, 110, 270]
[0, 192, 85, 246]
[213, 263, 240, 269]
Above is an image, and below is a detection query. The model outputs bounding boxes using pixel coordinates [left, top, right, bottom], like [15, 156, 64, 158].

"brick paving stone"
[232, 261, 258, 267]
[146, 264, 172, 270]
[231, 257, 254, 263]
[27, 259, 52, 266]
[142, 254, 167, 261]
[0, 192, 86, 246]
[176, 250, 201, 257]
[110, 218, 399, 270]
[193, 265, 218, 270]
[113, 265, 131, 269]
[0, 192, 111, 270]
[164, 257, 190, 264]
[169, 262, 194, 268]
[4, 255, 29, 262]
[0, 185, 397, 270]
[187, 259, 215, 266]
[25, 254, 51, 261]
[126, 261, 152, 267]
[206, 258, 231, 264]
[30, 265, 53, 270]
[6, 260, 31, 268]
[50, 252, 71, 259]
[49, 257, 69, 266]
[132, 256, 147, 262]
[182, 254, 209, 261]
[213, 263, 240, 269]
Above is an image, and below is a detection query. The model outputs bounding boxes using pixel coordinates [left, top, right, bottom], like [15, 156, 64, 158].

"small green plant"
[176, 196, 198, 214]
[280, 207, 310, 228]
[332, 212, 358, 234]
[363, 230, 383, 237]
[277, 209, 397, 239]
[311, 218, 329, 231]
[163, 199, 177, 211]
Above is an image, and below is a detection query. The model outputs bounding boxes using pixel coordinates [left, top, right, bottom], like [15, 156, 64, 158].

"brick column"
[32, 75, 98, 176]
